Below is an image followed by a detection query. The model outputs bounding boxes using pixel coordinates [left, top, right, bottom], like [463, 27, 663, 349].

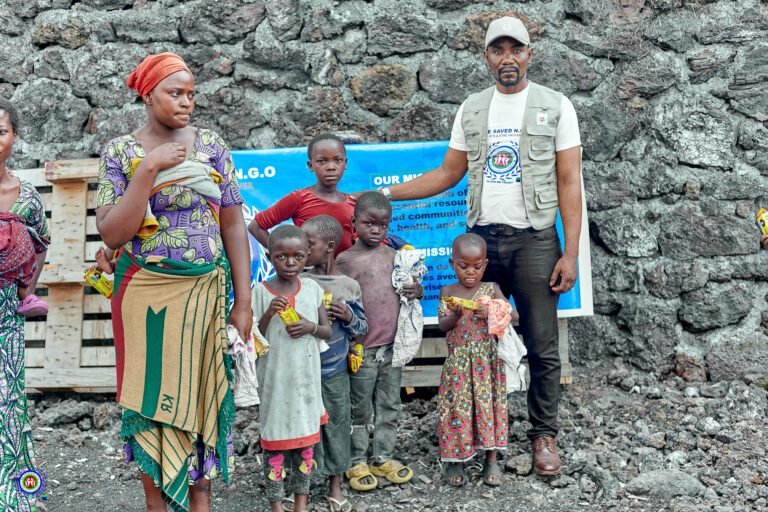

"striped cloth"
[111, 251, 234, 512]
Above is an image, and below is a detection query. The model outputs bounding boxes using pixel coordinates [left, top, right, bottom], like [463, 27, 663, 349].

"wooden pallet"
[16, 159, 116, 391]
[17, 158, 572, 392]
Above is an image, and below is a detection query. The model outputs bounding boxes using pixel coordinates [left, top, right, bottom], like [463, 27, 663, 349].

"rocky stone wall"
[2, 0, 767, 378]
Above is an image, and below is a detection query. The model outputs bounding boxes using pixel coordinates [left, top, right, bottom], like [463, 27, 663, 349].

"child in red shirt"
[248, 134, 356, 255]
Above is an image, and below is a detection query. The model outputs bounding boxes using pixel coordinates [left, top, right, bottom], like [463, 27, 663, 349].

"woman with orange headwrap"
[95, 52, 252, 512]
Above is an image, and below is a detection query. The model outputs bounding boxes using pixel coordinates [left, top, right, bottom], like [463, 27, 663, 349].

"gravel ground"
[30, 359, 768, 511]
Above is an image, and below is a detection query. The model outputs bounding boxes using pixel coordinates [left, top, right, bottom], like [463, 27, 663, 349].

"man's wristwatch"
[378, 186, 392, 199]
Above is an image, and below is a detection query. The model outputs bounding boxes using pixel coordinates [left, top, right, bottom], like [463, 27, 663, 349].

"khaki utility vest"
[461, 81, 562, 229]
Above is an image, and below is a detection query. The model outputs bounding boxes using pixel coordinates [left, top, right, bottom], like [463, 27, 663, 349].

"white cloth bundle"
[226, 325, 264, 407]
[391, 250, 427, 367]
[498, 323, 528, 393]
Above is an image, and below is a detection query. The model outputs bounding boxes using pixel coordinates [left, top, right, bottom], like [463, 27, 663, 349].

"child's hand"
[285, 317, 315, 338]
[474, 303, 489, 319]
[400, 282, 423, 300]
[95, 247, 115, 275]
[444, 298, 463, 314]
[762, 234, 768, 250]
[328, 301, 352, 324]
[267, 296, 290, 318]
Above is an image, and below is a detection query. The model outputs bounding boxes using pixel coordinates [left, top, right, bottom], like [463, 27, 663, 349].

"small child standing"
[248, 133, 356, 255]
[437, 233, 510, 487]
[252, 225, 333, 512]
[336, 192, 421, 491]
[300, 215, 368, 512]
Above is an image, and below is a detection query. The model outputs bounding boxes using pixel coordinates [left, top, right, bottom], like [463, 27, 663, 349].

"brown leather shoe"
[532, 436, 561, 475]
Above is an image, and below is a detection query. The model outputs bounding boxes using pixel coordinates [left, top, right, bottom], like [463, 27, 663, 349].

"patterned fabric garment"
[436, 282, 508, 463]
[96, 129, 243, 262]
[97, 130, 243, 491]
[0, 177, 49, 512]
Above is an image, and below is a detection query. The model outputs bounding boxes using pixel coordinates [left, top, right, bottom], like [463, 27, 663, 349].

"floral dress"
[436, 282, 508, 462]
[0, 177, 49, 512]
[97, 129, 243, 482]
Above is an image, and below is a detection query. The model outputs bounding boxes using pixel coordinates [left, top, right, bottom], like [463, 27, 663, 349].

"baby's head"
[267, 224, 309, 281]
[302, 215, 343, 267]
[352, 192, 392, 248]
[307, 133, 347, 189]
[0, 98, 19, 164]
[450, 233, 488, 288]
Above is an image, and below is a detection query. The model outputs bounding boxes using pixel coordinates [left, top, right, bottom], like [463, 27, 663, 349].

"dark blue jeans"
[469, 224, 562, 441]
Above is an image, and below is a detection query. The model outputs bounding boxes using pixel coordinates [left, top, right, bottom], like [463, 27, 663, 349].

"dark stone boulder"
[577, 100, 635, 162]
[265, 0, 302, 42]
[368, 14, 445, 56]
[651, 95, 735, 169]
[31, 10, 109, 49]
[657, 201, 757, 260]
[180, 0, 265, 45]
[350, 64, 417, 116]
[300, 1, 368, 43]
[643, 259, 708, 300]
[386, 104, 452, 142]
[29, 46, 73, 81]
[528, 41, 613, 96]
[69, 43, 148, 108]
[590, 206, 659, 258]
[617, 51, 683, 99]
[418, 52, 489, 104]
[678, 282, 752, 333]
[12, 78, 90, 143]
[1, 37, 33, 84]
[112, 8, 181, 44]
[708, 333, 768, 383]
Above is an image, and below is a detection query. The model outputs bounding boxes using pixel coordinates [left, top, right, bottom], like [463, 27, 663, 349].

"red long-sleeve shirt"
[254, 187, 357, 254]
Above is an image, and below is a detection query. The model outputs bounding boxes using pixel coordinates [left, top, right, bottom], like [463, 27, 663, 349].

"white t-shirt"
[449, 85, 581, 228]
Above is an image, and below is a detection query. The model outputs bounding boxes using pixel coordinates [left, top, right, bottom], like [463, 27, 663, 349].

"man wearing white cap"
[378, 16, 582, 479]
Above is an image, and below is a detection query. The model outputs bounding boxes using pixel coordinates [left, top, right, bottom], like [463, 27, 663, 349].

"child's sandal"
[345, 463, 378, 491]
[370, 460, 413, 484]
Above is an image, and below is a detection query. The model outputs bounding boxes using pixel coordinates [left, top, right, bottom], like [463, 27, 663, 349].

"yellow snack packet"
[349, 343, 364, 373]
[84, 267, 114, 299]
[323, 292, 334, 325]
[277, 306, 300, 324]
[444, 296, 478, 310]
[757, 208, 768, 236]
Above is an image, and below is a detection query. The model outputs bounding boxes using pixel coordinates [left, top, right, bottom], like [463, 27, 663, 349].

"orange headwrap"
[125, 52, 191, 98]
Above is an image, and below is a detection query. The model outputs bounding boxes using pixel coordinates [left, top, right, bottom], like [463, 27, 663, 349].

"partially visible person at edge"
[95, 53, 252, 512]
[247, 133, 357, 256]
[376, 17, 582, 476]
[0, 98, 50, 512]
[761, 234, 768, 250]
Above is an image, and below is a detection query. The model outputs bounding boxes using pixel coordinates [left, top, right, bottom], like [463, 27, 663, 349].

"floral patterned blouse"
[96, 129, 243, 263]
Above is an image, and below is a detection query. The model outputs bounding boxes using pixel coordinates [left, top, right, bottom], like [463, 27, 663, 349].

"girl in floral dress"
[437, 233, 509, 487]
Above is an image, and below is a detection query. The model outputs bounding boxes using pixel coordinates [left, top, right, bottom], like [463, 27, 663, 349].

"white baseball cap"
[485, 16, 530, 48]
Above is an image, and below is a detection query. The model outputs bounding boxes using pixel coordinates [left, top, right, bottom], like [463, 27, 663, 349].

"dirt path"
[31, 360, 766, 511]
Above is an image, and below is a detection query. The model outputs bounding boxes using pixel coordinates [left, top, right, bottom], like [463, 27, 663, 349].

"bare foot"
[484, 451, 501, 486]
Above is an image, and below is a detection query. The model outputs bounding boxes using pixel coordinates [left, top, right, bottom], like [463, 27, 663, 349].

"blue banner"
[233, 141, 593, 323]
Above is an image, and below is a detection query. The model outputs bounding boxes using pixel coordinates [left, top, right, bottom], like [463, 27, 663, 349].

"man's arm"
[550, 146, 582, 294]
[387, 147, 469, 201]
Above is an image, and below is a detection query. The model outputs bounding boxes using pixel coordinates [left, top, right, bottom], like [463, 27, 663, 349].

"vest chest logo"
[486, 143, 520, 177]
